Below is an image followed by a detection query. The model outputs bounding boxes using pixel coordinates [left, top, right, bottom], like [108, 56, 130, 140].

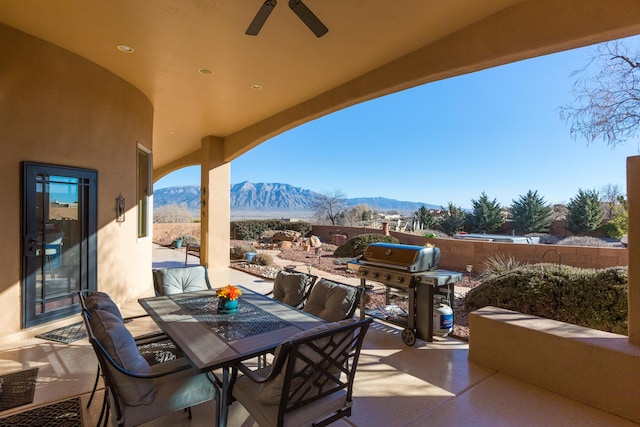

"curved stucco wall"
[0, 24, 154, 334]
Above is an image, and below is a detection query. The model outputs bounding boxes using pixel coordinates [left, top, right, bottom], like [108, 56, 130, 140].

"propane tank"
[433, 295, 453, 337]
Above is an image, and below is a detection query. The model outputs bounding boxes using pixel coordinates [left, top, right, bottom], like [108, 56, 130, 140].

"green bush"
[333, 233, 400, 258]
[231, 220, 312, 240]
[230, 244, 255, 260]
[251, 252, 273, 266]
[464, 264, 628, 335]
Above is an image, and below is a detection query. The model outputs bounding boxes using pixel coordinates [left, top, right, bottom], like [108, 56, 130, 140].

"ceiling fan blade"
[288, 0, 328, 37]
[246, 0, 277, 36]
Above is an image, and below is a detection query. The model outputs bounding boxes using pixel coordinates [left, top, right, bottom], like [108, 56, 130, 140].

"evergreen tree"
[439, 203, 466, 236]
[510, 190, 553, 234]
[415, 206, 437, 230]
[465, 192, 504, 233]
[566, 189, 605, 235]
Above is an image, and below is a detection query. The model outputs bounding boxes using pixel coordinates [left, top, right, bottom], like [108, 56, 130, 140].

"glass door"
[22, 162, 97, 328]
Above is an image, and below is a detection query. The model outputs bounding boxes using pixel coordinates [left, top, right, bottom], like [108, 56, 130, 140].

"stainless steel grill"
[355, 243, 462, 345]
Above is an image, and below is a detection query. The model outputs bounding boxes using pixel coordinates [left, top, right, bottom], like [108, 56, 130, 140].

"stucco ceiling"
[1, 0, 639, 171]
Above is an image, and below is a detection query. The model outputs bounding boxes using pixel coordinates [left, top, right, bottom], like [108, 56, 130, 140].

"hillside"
[153, 181, 439, 215]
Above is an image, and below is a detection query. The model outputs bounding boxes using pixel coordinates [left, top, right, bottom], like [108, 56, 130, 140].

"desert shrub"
[179, 234, 199, 245]
[154, 203, 197, 223]
[230, 244, 255, 260]
[464, 264, 628, 335]
[333, 233, 400, 258]
[480, 253, 522, 282]
[251, 252, 273, 266]
[556, 236, 611, 247]
[231, 220, 311, 240]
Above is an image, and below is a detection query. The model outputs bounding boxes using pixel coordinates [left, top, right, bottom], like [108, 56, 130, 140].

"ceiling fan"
[246, 0, 329, 38]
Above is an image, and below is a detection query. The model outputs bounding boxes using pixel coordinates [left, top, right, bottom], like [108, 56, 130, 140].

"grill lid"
[361, 243, 440, 272]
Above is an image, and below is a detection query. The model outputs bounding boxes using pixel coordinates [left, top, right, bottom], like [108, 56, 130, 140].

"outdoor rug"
[35, 322, 86, 344]
[0, 397, 82, 426]
[0, 368, 38, 413]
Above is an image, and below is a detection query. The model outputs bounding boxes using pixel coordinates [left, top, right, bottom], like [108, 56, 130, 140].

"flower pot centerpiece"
[216, 285, 242, 314]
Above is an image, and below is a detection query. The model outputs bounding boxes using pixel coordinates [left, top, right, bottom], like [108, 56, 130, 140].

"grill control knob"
[384, 274, 391, 281]
[372, 271, 379, 278]
[361, 270, 368, 276]
[397, 276, 405, 283]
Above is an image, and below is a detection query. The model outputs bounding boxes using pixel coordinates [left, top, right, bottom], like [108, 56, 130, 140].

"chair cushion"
[89, 309, 156, 406]
[84, 291, 123, 319]
[255, 321, 357, 405]
[153, 266, 208, 295]
[117, 366, 217, 426]
[272, 272, 307, 307]
[303, 279, 358, 322]
[235, 371, 347, 427]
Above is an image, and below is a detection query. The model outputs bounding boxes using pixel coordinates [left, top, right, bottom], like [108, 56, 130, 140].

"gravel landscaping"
[230, 240, 481, 341]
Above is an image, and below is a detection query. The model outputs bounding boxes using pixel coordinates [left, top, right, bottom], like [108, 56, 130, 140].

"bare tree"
[601, 183, 623, 219]
[560, 37, 640, 147]
[153, 203, 196, 223]
[311, 190, 348, 225]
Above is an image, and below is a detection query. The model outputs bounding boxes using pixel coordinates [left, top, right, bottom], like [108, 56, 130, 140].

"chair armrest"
[234, 362, 272, 384]
[149, 357, 193, 376]
[93, 337, 192, 379]
[133, 331, 169, 345]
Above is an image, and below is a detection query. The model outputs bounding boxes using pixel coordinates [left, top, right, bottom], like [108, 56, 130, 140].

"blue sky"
[155, 36, 640, 209]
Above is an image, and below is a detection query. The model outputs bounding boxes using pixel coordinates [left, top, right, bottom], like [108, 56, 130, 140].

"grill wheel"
[402, 328, 416, 346]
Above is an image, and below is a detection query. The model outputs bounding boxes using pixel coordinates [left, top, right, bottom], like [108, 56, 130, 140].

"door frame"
[21, 161, 98, 328]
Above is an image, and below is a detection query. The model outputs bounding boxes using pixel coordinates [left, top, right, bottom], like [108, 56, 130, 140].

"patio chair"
[45, 232, 64, 278]
[230, 317, 373, 427]
[267, 271, 318, 309]
[80, 293, 218, 427]
[152, 265, 212, 296]
[81, 292, 184, 414]
[303, 278, 363, 322]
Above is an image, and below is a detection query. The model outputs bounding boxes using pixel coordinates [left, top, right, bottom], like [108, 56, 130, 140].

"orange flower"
[216, 285, 242, 301]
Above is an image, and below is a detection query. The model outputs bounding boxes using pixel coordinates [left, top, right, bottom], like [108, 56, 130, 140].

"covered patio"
[0, 246, 635, 426]
[2, 0, 640, 424]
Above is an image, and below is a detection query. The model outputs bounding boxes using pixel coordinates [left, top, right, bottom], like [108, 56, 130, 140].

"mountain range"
[153, 182, 439, 216]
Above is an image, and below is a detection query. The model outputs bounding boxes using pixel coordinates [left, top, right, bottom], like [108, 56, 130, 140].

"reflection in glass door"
[22, 162, 97, 328]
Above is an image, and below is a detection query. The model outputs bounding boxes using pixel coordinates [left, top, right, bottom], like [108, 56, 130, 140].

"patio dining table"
[138, 286, 326, 427]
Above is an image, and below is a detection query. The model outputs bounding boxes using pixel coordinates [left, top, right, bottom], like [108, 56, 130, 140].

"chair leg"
[87, 365, 101, 408]
[47, 255, 55, 278]
[97, 392, 107, 427]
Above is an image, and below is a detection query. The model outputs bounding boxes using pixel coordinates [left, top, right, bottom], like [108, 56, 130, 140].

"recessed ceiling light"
[116, 44, 134, 53]
[251, 84, 263, 90]
[199, 68, 214, 76]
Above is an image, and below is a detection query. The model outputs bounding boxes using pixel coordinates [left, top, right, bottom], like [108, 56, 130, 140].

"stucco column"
[200, 136, 230, 269]
[628, 156, 640, 345]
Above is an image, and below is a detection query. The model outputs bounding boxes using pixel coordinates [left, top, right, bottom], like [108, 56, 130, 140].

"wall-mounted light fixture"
[116, 194, 125, 222]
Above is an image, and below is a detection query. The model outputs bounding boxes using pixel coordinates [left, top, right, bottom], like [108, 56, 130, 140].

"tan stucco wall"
[0, 24, 154, 334]
[469, 307, 640, 423]
[627, 156, 640, 345]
